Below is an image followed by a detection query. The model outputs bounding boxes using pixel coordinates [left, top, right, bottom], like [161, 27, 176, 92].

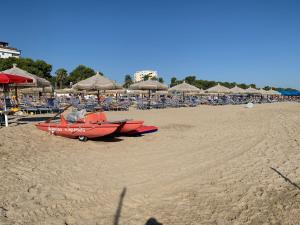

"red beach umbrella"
[0, 73, 33, 127]
[0, 73, 33, 84]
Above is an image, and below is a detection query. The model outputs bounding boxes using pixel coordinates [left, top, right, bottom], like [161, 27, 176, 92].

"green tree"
[68, 65, 96, 83]
[0, 57, 52, 79]
[55, 68, 68, 89]
[123, 74, 133, 88]
[185, 76, 196, 84]
[143, 75, 150, 81]
[158, 77, 164, 83]
[238, 83, 248, 89]
[170, 77, 177, 87]
[151, 76, 158, 81]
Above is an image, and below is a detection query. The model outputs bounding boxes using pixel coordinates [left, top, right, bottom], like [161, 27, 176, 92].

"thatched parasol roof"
[72, 72, 119, 91]
[129, 80, 168, 90]
[245, 87, 260, 94]
[205, 83, 231, 93]
[230, 85, 246, 94]
[168, 81, 200, 93]
[258, 88, 269, 95]
[2, 64, 51, 87]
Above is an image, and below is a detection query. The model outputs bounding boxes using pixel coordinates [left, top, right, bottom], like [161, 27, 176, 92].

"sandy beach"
[0, 103, 299, 225]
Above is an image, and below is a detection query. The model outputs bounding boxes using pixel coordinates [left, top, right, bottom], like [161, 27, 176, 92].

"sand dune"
[0, 103, 299, 225]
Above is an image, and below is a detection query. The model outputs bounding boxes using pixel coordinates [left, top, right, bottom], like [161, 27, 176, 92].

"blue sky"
[2, 0, 300, 89]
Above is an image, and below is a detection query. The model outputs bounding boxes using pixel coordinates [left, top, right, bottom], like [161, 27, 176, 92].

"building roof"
[0, 41, 20, 52]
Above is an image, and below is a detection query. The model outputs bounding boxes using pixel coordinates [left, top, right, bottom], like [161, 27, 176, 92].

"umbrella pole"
[14, 86, 19, 105]
[97, 90, 100, 104]
[148, 89, 151, 109]
[3, 84, 8, 127]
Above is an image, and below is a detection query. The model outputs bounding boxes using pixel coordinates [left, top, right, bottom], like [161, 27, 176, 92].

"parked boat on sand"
[35, 115, 120, 141]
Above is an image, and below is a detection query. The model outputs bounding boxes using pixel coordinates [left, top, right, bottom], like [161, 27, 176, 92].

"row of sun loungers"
[1, 95, 299, 115]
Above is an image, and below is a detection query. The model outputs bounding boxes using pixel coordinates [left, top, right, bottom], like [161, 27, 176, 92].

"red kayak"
[81, 112, 144, 134]
[35, 115, 120, 141]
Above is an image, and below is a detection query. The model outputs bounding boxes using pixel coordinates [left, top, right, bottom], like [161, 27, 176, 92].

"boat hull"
[125, 125, 158, 136]
[82, 112, 144, 134]
[118, 120, 144, 133]
[35, 123, 119, 139]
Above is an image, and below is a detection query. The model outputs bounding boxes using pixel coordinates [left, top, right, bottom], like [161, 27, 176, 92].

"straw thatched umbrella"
[230, 85, 246, 94]
[206, 83, 231, 94]
[129, 80, 168, 91]
[245, 87, 260, 95]
[258, 88, 269, 95]
[129, 80, 168, 107]
[2, 64, 51, 88]
[72, 72, 118, 90]
[72, 72, 119, 103]
[2, 64, 51, 102]
[168, 81, 200, 99]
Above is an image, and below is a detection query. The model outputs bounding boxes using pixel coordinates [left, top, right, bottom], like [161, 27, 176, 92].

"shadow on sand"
[113, 187, 127, 225]
[95, 136, 123, 142]
[145, 218, 163, 225]
[112, 187, 163, 225]
[270, 167, 300, 190]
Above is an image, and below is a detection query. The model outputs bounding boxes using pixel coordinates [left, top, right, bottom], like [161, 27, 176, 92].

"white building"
[0, 41, 21, 58]
[134, 70, 158, 82]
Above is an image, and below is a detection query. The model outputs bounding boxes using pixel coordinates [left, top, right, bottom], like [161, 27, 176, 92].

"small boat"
[35, 115, 120, 141]
[80, 112, 144, 134]
[125, 125, 158, 136]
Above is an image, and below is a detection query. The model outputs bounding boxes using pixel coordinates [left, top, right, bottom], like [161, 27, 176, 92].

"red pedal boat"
[81, 112, 144, 134]
[35, 115, 120, 141]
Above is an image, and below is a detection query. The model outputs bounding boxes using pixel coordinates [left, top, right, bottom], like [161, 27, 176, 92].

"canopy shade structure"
[198, 89, 205, 95]
[2, 64, 51, 87]
[72, 72, 119, 91]
[205, 83, 231, 94]
[168, 81, 200, 93]
[278, 90, 300, 96]
[0, 73, 33, 127]
[0, 73, 33, 84]
[266, 89, 282, 95]
[258, 88, 269, 95]
[230, 85, 246, 94]
[129, 80, 168, 108]
[129, 80, 168, 90]
[245, 87, 260, 94]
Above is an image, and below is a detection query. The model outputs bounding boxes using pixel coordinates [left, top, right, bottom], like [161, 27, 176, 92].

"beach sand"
[0, 103, 299, 225]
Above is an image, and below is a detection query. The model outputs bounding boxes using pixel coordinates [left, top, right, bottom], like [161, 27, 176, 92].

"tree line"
[170, 75, 297, 91]
[0, 57, 297, 91]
